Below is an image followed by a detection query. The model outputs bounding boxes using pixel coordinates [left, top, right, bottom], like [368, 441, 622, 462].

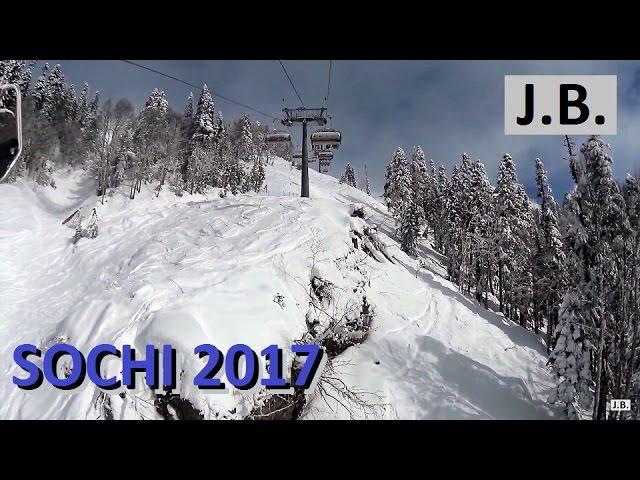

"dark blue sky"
[45, 60, 640, 200]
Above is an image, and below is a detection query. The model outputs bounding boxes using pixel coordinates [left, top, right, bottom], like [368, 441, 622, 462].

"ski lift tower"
[282, 107, 327, 198]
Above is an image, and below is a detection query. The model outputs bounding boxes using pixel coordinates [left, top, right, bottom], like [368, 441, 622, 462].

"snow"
[0, 158, 560, 419]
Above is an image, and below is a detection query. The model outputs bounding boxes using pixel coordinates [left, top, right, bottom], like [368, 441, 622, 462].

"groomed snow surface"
[0, 157, 560, 419]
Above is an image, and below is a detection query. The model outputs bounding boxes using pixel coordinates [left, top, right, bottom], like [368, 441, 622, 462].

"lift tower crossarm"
[281, 107, 327, 197]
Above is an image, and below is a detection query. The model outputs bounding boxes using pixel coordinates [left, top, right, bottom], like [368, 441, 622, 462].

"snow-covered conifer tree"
[533, 158, 566, 347]
[248, 156, 265, 192]
[363, 163, 371, 195]
[340, 163, 357, 188]
[40, 64, 66, 122]
[237, 114, 254, 163]
[32, 63, 50, 112]
[383, 147, 410, 220]
[432, 165, 450, 253]
[560, 136, 628, 419]
[400, 197, 421, 258]
[409, 146, 429, 227]
[549, 292, 592, 419]
[491, 153, 533, 322]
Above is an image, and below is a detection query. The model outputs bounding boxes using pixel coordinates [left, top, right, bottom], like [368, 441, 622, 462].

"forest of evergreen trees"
[0, 60, 274, 199]
[383, 139, 640, 419]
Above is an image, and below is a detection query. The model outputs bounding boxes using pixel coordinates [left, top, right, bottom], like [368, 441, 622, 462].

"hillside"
[0, 157, 560, 419]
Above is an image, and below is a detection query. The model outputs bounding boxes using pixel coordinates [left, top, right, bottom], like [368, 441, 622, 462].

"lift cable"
[121, 60, 279, 121]
[325, 60, 333, 111]
[277, 60, 305, 108]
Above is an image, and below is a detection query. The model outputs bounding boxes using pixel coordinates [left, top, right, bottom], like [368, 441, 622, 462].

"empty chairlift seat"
[311, 128, 341, 151]
[317, 151, 333, 166]
[264, 130, 292, 143]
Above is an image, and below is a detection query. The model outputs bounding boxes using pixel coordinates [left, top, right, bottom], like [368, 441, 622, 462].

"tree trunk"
[498, 265, 503, 313]
[593, 303, 607, 420]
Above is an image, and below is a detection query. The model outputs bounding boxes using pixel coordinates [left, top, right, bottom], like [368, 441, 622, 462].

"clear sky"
[44, 60, 640, 201]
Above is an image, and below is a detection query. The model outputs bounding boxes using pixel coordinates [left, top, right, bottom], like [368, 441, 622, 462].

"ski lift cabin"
[311, 128, 341, 152]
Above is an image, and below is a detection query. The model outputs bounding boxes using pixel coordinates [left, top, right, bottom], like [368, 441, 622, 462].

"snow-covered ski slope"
[0, 158, 560, 419]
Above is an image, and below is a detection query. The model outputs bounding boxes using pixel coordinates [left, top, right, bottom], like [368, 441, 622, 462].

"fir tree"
[41, 64, 66, 122]
[409, 146, 429, 227]
[248, 156, 265, 192]
[549, 292, 592, 419]
[560, 136, 628, 419]
[433, 165, 450, 253]
[238, 114, 254, 162]
[383, 147, 410, 219]
[491, 153, 533, 323]
[364, 163, 371, 195]
[32, 63, 50, 111]
[192, 85, 215, 145]
[400, 197, 421, 258]
[533, 158, 566, 346]
[340, 163, 357, 188]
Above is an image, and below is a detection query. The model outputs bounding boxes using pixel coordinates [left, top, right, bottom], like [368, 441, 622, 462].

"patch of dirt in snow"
[0, 158, 560, 419]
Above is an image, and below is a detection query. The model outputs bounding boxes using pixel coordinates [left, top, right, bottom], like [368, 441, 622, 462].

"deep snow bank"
[0, 158, 559, 419]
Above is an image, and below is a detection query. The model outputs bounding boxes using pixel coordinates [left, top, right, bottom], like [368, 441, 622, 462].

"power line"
[121, 60, 279, 121]
[277, 60, 305, 108]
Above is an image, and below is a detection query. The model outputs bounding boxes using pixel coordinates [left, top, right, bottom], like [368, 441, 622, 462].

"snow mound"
[0, 158, 560, 419]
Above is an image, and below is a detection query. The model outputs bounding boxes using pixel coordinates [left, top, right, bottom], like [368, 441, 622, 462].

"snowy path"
[0, 158, 560, 419]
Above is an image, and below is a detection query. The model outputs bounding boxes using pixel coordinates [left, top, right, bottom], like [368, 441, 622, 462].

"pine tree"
[467, 159, 494, 305]
[210, 111, 229, 189]
[66, 84, 78, 120]
[533, 158, 566, 347]
[433, 165, 450, 253]
[77, 83, 90, 130]
[41, 64, 66, 122]
[130, 89, 169, 196]
[364, 163, 371, 195]
[238, 114, 254, 163]
[248, 156, 265, 192]
[184, 92, 194, 120]
[400, 197, 421, 258]
[32, 63, 50, 111]
[620, 174, 640, 418]
[560, 136, 628, 419]
[82, 90, 101, 148]
[383, 147, 410, 220]
[423, 156, 438, 233]
[340, 163, 357, 187]
[492, 153, 533, 323]
[192, 85, 215, 144]
[226, 157, 246, 195]
[549, 292, 592, 419]
[185, 86, 216, 192]
[409, 146, 429, 227]
[446, 154, 473, 285]
[181, 92, 195, 149]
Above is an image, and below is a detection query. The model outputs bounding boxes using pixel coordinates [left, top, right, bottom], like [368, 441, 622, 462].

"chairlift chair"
[0, 84, 22, 183]
[317, 151, 333, 166]
[264, 130, 292, 144]
[311, 128, 341, 152]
